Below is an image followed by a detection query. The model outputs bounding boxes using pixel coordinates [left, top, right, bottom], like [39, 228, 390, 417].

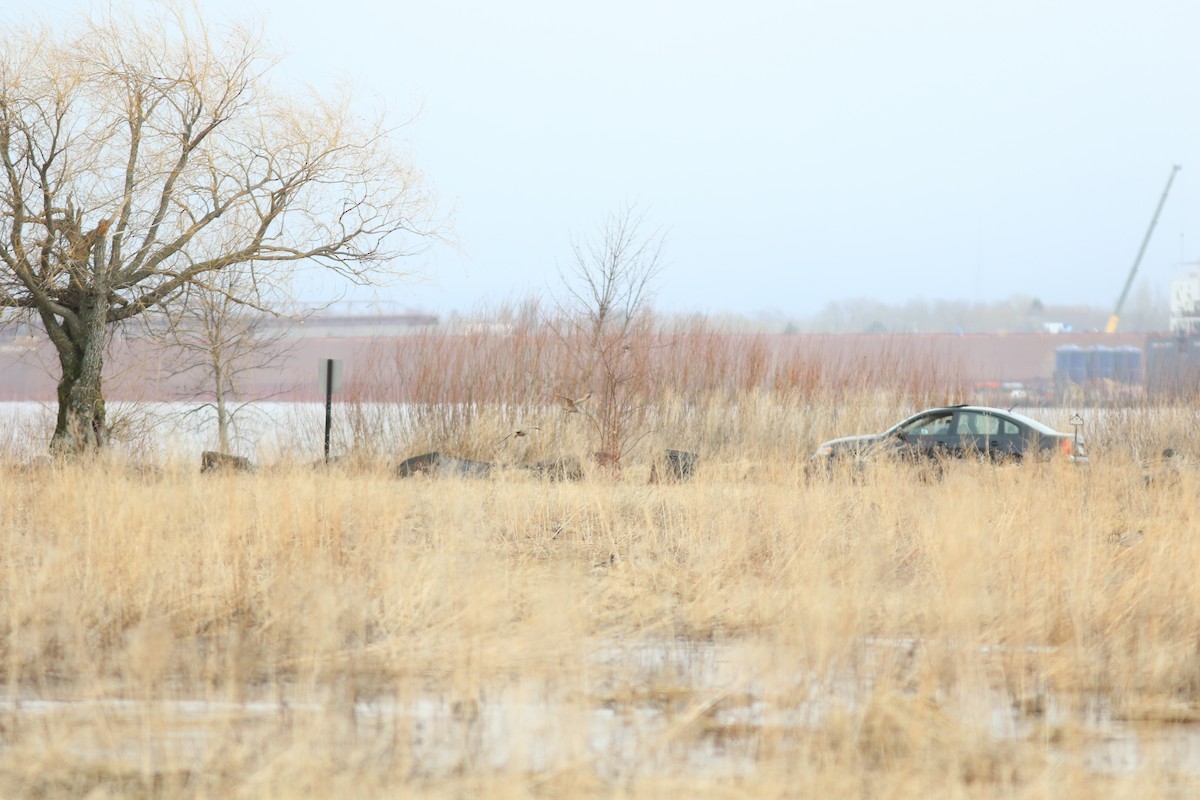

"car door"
[953, 410, 1023, 460]
[989, 415, 1025, 460]
[895, 411, 957, 460]
[951, 410, 996, 458]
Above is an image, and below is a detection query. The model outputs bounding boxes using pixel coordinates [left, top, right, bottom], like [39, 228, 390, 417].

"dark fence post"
[324, 358, 334, 463]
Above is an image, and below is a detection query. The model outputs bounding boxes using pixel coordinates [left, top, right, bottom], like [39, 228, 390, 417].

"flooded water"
[2, 637, 1198, 780]
[0, 400, 348, 460]
[0, 401, 1173, 462]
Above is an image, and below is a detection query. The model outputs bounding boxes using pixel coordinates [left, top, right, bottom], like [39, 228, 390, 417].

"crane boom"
[1106, 164, 1181, 333]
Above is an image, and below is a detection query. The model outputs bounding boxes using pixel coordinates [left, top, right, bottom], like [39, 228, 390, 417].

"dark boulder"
[395, 452, 493, 478]
[649, 449, 699, 483]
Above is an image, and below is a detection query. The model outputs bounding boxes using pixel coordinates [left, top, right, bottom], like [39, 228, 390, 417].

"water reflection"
[3, 637, 1199, 779]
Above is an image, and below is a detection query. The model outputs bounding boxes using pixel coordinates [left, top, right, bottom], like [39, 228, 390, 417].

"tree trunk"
[53, 356, 107, 452]
[215, 372, 231, 454]
[50, 298, 109, 452]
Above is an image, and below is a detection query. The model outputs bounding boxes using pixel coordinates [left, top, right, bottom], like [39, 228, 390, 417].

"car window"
[900, 413, 953, 437]
[955, 411, 999, 435]
[1002, 419, 1019, 435]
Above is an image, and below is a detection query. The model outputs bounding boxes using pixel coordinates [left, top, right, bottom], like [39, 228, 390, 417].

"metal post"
[324, 358, 334, 463]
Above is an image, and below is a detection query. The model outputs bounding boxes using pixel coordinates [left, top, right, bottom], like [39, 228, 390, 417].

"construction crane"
[1106, 164, 1181, 333]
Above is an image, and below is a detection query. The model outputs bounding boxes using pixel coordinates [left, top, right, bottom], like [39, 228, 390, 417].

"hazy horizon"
[7, 0, 1200, 319]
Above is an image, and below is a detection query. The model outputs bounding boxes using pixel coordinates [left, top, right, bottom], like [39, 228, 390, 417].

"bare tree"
[555, 204, 665, 467]
[161, 268, 299, 455]
[0, 4, 439, 451]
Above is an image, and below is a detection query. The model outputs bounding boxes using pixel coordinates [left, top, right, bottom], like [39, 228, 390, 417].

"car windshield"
[889, 412, 954, 437]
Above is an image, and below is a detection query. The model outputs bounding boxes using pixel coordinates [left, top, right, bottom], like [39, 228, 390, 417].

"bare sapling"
[158, 268, 300, 456]
[553, 204, 665, 469]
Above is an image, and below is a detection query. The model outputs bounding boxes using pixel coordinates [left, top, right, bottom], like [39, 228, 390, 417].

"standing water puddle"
[2, 637, 1199, 779]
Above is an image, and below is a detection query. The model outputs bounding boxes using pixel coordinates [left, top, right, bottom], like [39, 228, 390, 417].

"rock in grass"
[395, 452, 493, 479]
[649, 449, 699, 483]
[201, 451, 254, 473]
[523, 456, 583, 482]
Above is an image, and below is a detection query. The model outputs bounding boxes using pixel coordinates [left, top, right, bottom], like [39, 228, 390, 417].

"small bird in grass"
[498, 426, 539, 444]
[556, 392, 592, 413]
[592, 552, 617, 570]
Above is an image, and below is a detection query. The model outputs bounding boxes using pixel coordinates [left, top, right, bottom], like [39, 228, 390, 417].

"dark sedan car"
[811, 405, 1088, 468]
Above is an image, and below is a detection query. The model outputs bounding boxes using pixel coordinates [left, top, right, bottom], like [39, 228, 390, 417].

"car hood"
[820, 433, 885, 452]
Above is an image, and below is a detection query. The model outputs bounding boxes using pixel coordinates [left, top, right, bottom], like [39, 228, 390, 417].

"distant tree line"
[779, 284, 1168, 335]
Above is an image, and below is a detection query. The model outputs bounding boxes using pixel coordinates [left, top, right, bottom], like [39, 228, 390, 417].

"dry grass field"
[2, 326, 1199, 797]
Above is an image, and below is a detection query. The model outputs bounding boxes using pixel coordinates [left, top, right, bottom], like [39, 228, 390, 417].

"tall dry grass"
[2, 315, 1198, 796]
[2, 389, 1200, 796]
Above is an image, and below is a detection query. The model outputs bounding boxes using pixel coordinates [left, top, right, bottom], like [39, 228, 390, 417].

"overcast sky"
[11, 0, 1200, 318]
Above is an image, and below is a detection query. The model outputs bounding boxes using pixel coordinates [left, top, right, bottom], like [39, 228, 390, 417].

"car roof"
[899, 405, 1062, 435]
